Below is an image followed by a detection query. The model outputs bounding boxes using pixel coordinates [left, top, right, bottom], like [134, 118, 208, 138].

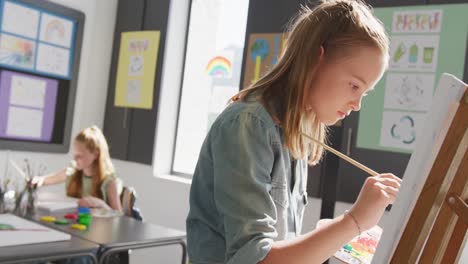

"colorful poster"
[356, 4, 467, 154]
[0, 33, 35, 69]
[243, 33, 285, 89]
[0, 70, 58, 141]
[39, 13, 74, 48]
[115, 31, 160, 109]
[1, 1, 40, 39]
[35, 43, 70, 77]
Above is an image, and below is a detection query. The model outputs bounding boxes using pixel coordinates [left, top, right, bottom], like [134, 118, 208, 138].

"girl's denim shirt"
[187, 99, 309, 264]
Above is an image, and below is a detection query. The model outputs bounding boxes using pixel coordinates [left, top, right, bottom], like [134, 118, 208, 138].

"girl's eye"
[350, 83, 360, 91]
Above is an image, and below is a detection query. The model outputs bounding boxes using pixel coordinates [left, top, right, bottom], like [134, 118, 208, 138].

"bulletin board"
[0, 0, 84, 153]
[356, 4, 468, 154]
[0, 0, 76, 79]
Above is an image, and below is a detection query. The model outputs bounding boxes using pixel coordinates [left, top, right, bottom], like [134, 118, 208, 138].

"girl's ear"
[319, 45, 325, 60]
[92, 150, 99, 161]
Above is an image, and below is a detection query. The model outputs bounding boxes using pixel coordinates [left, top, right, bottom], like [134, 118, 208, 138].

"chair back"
[120, 186, 136, 217]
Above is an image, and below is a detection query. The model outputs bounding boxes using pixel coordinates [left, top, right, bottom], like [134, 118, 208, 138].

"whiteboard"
[0, 213, 70, 247]
[372, 73, 467, 263]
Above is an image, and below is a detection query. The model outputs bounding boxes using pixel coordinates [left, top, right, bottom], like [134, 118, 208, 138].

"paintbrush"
[301, 132, 379, 176]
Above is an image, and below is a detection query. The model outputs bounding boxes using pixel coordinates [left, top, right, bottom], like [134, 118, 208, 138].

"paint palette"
[335, 225, 382, 264]
[316, 219, 382, 264]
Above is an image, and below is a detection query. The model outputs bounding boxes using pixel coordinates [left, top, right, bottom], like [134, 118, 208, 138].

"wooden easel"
[391, 89, 468, 263]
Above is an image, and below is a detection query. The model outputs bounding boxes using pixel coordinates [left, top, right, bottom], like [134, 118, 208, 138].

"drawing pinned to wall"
[384, 73, 435, 111]
[206, 51, 233, 78]
[251, 38, 269, 83]
[0, 34, 35, 69]
[392, 10, 442, 33]
[389, 35, 439, 72]
[6, 106, 43, 139]
[408, 43, 418, 64]
[115, 31, 160, 109]
[39, 13, 74, 48]
[393, 43, 406, 63]
[243, 33, 285, 89]
[10, 74, 47, 109]
[380, 111, 425, 150]
[35, 43, 70, 77]
[128, 55, 144, 76]
[1, 1, 40, 39]
[125, 80, 141, 104]
[0, 70, 58, 142]
[127, 38, 149, 73]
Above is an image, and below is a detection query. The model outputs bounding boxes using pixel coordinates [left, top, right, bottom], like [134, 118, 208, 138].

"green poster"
[356, 4, 468, 153]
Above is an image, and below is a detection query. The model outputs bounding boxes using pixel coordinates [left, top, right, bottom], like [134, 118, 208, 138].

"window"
[172, 0, 250, 175]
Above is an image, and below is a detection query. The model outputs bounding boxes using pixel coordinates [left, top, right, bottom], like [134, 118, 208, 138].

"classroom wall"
[0, 0, 118, 177]
[1, 1, 466, 263]
[0, 0, 184, 262]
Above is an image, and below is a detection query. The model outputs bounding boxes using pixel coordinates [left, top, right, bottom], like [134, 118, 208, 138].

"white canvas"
[373, 73, 467, 263]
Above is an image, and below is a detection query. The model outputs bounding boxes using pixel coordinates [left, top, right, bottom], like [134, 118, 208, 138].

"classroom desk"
[37, 212, 187, 264]
[0, 232, 99, 264]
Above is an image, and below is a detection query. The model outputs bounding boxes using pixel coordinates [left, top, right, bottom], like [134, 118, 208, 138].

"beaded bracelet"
[345, 210, 361, 237]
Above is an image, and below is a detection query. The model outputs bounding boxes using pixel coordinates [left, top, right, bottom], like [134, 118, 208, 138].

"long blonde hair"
[232, 0, 389, 165]
[67, 126, 114, 199]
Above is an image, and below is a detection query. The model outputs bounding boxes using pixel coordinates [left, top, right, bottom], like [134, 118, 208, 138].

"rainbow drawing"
[0, 34, 35, 68]
[206, 56, 232, 78]
[46, 20, 65, 38]
[45, 20, 66, 43]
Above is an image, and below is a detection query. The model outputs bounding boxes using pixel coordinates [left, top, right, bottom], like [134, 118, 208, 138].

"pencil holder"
[13, 187, 27, 216]
[25, 185, 38, 217]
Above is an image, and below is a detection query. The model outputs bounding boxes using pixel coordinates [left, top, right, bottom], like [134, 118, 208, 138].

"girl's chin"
[317, 116, 339, 126]
[324, 121, 338, 126]
[308, 112, 340, 126]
